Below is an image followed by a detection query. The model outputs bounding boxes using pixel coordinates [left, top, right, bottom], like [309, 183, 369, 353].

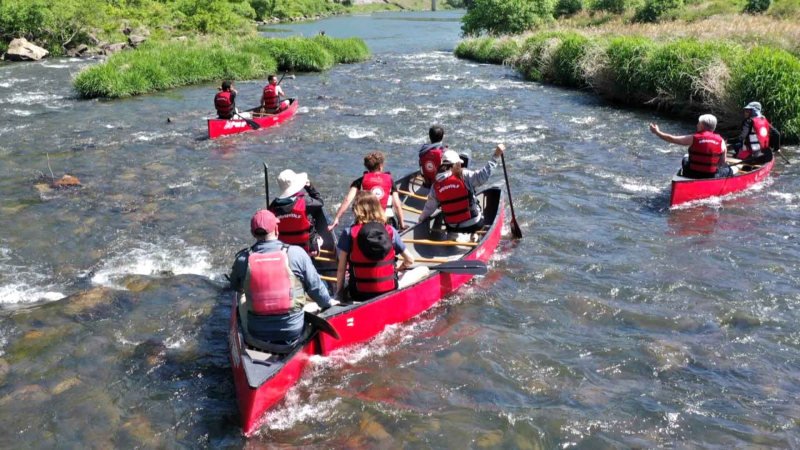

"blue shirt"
[337, 224, 405, 255]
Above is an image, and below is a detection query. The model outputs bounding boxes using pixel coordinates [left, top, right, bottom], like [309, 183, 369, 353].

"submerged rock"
[360, 415, 391, 440]
[0, 384, 50, 406]
[3, 38, 48, 61]
[63, 287, 114, 314]
[122, 415, 158, 447]
[50, 377, 81, 395]
[477, 430, 504, 448]
[720, 310, 761, 329]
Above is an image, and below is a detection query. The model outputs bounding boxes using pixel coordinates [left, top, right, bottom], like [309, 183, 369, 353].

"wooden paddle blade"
[510, 220, 523, 239]
[305, 312, 340, 340]
[430, 260, 488, 275]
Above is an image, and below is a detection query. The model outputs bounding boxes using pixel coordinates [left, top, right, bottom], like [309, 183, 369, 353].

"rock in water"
[66, 44, 89, 58]
[3, 38, 49, 61]
[53, 174, 81, 188]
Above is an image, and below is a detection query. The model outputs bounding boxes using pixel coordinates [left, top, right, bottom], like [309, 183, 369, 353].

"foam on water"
[0, 247, 65, 305]
[2, 92, 64, 105]
[344, 127, 376, 139]
[9, 109, 33, 117]
[90, 239, 214, 289]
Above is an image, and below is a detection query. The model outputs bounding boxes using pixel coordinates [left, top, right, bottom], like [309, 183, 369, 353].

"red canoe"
[670, 153, 774, 207]
[229, 187, 505, 436]
[208, 98, 299, 139]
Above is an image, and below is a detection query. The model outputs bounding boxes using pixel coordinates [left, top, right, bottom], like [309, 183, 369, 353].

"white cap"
[442, 150, 462, 165]
[277, 169, 308, 198]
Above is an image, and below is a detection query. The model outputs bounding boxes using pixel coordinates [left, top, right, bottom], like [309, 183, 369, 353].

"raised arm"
[649, 123, 693, 146]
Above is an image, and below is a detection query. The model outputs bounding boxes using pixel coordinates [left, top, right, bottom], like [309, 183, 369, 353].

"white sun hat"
[442, 150, 462, 165]
[277, 169, 308, 198]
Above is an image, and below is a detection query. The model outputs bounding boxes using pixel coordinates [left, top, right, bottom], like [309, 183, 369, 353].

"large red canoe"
[670, 153, 774, 207]
[229, 187, 505, 436]
[208, 98, 299, 139]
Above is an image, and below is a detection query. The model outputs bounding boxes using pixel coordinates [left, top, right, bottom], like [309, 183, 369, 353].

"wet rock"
[166, 117, 175, 123]
[121, 275, 154, 293]
[442, 351, 465, 368]
[24, 330, 44, 340]
[360, 415, 391, 440]
[53, 174, 82, 188]
[128, 35, 147, 48]
[477, 430, 504, 448]
[643, 340, 690, 373]
[135, 340, 167, 367]
[64, 287, 114, 314]
[720, 310, 761, 329]
[66, 44, 89, 57]
[0, 384, 50, 406]
[34, 183, 52, 195]
[51, 377, 81, 395]
[515, 434, 542, 450]
[1, 203, 28, 214]
[3, 38, 48, 61]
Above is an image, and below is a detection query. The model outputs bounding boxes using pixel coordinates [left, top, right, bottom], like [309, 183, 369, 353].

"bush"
[730, 46, 800, 141]
[555, 0, 584, 16]
[461, 0, 554, 35]
[312, 35, 371, 63]
[0, 0, 106, 55]
[590, 0, 640, 14]
[768, 0, 800, 19]
[744, 0, 771, 12]
[605, 36, 656, 97]
[73, 36, 370, 98]
[551, 34, 590, 86]
[633, 0, 683, 22]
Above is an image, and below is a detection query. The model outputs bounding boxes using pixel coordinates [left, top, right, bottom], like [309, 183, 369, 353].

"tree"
[462, 0, 554, 35]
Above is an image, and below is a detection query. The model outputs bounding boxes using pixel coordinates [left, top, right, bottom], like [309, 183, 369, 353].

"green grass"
[73, 35, 370, 99]
[455, 31, 800, 142]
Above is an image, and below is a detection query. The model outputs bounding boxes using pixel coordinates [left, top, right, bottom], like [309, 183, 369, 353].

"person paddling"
[329, 151, 406, 232]
[418, 144, 506, 238]
[731, 101, 780, 164]
[261, 74, 290, 114]
[215, 80, 238, 120]
[335, 191, 424, 302]
[418, 125, 448, 188]
[268, 170, 325, 256]
[649, 115, 732, 179]
[229, 210, 337, 349]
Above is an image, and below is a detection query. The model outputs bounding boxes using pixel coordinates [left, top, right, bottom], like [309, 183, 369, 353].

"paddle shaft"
[501, 153, 523, 239]
[263, 163, 270, 207]
[398, 189, 428, 201]
[403, 238, 478, 247]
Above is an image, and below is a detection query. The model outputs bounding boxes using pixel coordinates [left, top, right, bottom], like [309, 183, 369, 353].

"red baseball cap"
[250, 209, 279, 233]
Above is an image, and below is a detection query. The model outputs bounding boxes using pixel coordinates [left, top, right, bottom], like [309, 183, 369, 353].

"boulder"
[66, 44, 89, 58]
[53, 174, 81, 188]
[103, 43, 128, 56]
[86, 33, 101, 46]
[3, 38, 49, 61]
[127, 35, 147, 48]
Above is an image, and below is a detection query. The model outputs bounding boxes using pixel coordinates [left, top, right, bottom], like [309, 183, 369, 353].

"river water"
[1, 10, 799, 448]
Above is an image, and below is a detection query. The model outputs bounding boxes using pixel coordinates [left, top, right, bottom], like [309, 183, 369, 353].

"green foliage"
[633, 0, 683, 22]
[589, 0, 641, 14]
[461, 0, 554, 35]
[312, 35, 371, 63]
[744, 0, 771, 12]
[551, 34, 589, 86]
[73, 36, 369, 98]
[270, 0, 343, 19]
[605, 36, 655, 97]
[730, 46, 800, 141]
[768, 0, 800, 18]
[555, 0, 584, 16]
[454, 36, 521, 63]
[0, 0, 106, 54]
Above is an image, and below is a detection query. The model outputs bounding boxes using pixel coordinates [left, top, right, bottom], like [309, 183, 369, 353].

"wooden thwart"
[403, 238, 478, 247]
[320, 275, 337, 282]
[398, 189, 428, 201]
[402, 205, 423, 214]
[315, 256, 336, 263]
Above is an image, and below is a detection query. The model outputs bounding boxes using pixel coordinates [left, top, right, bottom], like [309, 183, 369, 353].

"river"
[1, 10, 798, 448]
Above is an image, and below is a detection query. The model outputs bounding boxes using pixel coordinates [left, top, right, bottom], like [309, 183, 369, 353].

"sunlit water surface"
[0, 10, 798, 448]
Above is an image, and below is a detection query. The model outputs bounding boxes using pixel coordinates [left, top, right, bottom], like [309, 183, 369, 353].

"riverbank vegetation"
[73, 35, 370, 98]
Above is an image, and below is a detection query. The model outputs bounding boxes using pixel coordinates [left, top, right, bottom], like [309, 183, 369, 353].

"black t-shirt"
[351, 175, 397, 193]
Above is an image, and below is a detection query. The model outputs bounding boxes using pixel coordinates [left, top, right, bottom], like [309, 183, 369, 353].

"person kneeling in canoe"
[329, 151, 407, 232]
[418, 125, 448, 188]
[269, 169, 325, 256]
[261, 75, 290, 114]
[649, 115, 732, 179]
[335, 191, 425, 301]
[229, 210, 337, 350]
[418, 144, 506, 238]
[730, 101, 780, 164]
[215, 81, 239, 120]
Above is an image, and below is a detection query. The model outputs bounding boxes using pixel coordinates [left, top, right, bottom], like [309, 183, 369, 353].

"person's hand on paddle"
[494, 143, 506, 158]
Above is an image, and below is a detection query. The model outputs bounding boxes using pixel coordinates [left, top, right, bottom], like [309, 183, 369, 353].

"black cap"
[357, 222, 392, 261]
[221, 80, 232, 90]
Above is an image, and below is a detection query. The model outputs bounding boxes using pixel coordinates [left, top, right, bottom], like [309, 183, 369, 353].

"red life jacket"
[419, 147, 444, 187]
[688, 131, 725, 174]
[434, 173, 477, 226]
[247, 247, 293, 315]
[362, 172, 393, 210]
[262, 84, 279, 110]
[746, 116, 770, 154]
[272, 195, 312, 250]
[215, 91, 233, 119]
[348, 223, 397, 296]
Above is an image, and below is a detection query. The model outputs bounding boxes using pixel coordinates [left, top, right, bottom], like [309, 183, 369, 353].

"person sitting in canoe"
[261, 75, 290, 114]
[329, 151, 407, 232]
[730, 101, 780, 164]
[335, 191, 425, 301]
[418, 125, 448, 188]
[214, 80, 238, 120]
[229, 210, 337, 349]
[418, 144, 506, 238]
[268, 169, 325, 256]
[649, 115, 732, 179]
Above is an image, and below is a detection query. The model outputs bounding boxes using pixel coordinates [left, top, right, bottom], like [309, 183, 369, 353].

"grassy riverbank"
[455, 18, 800, 142]
[73, 35, 370, 98]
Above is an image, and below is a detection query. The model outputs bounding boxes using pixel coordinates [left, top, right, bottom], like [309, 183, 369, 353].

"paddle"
[304, 311, 340, 340]
[426, 259, 488, 275]
[500, 153, 523, 239]
[776, 149, 792, 165]
[263, 162, 270, 207]
[234, 112, 261, 131]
